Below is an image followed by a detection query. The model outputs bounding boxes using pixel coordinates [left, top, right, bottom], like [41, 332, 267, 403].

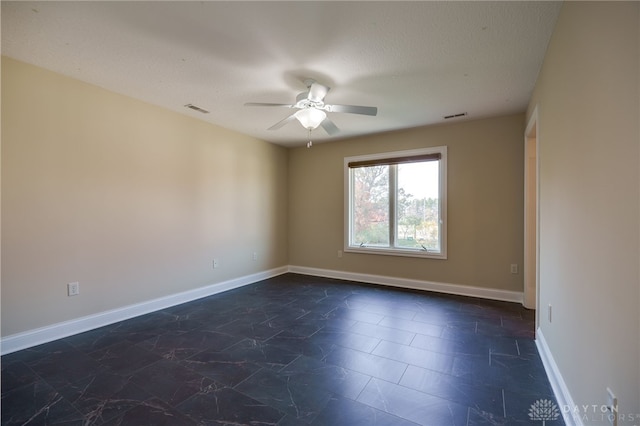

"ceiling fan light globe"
[294, 108, 326, 130]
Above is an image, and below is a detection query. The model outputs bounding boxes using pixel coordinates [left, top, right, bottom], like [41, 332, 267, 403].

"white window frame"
[344, 146, 447, 260]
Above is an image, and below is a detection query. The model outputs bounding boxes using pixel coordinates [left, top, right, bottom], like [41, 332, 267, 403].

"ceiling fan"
[245, 79, 377, 146]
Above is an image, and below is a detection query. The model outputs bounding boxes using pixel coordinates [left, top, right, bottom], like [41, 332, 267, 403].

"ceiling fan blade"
[245, 102, 294, 108]
[320, 117, 339, 136]
[307, 82, 330, 103]
[326, 104, 378, 116]
[268, 113, 297, 130]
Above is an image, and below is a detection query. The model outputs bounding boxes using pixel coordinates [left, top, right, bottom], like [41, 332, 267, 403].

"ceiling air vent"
[444, 112, 468, 119]
[185, 104, 210, 114]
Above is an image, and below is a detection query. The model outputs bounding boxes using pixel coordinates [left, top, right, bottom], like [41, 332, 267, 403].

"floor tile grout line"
[396, 362, 411, 386]
[352, 375, 374, 402]
[340, 321, 416, 347]
[360, 374, 490, 420]
[407, 331, 419, 347]
[369, 338, 384, 355]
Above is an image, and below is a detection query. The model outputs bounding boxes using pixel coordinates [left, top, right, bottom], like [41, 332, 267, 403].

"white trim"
[0, 266, 288, 355]
[524, 105, 540, 312]
[525, 105, 539, 138]
[288, 265, 523, 304]
[1, 265, 526, 355]
[536, 327, 582, 426]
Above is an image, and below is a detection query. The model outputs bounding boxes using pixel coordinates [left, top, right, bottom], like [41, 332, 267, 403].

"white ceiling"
[2, 1, 562, 148]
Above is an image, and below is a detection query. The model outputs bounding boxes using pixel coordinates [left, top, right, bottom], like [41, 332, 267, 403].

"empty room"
[2, 2, 639, 425]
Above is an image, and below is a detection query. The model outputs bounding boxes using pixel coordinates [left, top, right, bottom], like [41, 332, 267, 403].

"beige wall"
[288, 114, 525, 292]
[0, 58, 525, 341]
[1, 58, 289, 337]
[527, 2, 640, 421]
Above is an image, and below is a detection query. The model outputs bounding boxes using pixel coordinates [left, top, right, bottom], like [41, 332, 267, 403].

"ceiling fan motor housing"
[244, 79, 376, 136]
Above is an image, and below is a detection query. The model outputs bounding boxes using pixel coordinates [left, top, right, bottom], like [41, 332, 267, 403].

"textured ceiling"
[2, 1, 562, 147]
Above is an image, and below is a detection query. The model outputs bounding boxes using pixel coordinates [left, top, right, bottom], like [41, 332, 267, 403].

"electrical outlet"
[510, 264, 518, 274]
[252, 252, 258, 261]
[213, 258, 219, 269]
[338, 250, 343, 258]
[67, 282, 80, 296]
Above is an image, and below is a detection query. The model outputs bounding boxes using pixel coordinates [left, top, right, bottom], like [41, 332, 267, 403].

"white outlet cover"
[67, 282, 80, 296]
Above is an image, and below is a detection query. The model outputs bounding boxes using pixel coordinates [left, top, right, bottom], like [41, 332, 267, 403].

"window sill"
[344, 246, 447, 260]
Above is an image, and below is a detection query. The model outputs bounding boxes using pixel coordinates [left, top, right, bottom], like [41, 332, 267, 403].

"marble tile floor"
[1, 273, 564, 425]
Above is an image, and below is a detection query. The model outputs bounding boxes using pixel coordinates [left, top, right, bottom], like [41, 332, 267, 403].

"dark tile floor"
[1, 273, 564, 425]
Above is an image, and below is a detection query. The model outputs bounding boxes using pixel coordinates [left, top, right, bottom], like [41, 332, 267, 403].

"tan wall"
[526, 2, 640, 419]
[1, 58, 289, 337]
[288, 114, 525, 292]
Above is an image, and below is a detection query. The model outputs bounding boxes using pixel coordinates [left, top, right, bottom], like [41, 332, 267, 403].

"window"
[344, 146, 447, 259]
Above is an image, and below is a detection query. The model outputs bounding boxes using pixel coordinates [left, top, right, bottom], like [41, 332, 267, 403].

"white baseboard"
[4, 265, 575, 426]
[0, 266, 288, 355]
[1, 266, 524, 355]
[288, 265, 524, 304]
[536, 327, 582, 426]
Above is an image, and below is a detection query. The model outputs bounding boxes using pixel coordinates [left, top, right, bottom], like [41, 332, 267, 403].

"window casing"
[344, 146, 447, 259]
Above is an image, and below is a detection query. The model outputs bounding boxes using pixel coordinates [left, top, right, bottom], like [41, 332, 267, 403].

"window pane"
[352, 165, 389, 247]
[396, 161, 440, 251]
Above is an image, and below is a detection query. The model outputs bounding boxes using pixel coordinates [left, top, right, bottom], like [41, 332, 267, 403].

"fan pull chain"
[307, 128, 313, 148]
